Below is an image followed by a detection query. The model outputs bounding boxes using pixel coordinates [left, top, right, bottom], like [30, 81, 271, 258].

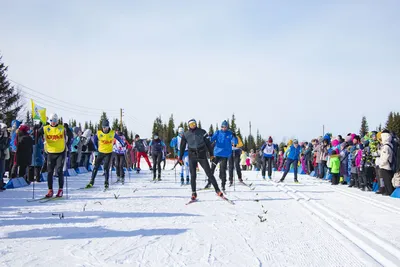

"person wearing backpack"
[379, 130, 395, 196]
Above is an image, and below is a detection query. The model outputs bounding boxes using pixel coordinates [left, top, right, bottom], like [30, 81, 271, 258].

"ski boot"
[157, 175, 162, 181]
[186, 177, 190, 185]
[268, 176, 272, 180]
[238, 178, 243, 183]
[262, 176, 266, 180]
[153, 176, 156, 181]
[191, 192, 197, 201]
[229, 181, 233, 187]
[294, 179, 299, 184]
[45, 189, 54, 198]
[115, 176, 121, 183]
[217, 191, 223, 197]
[136, 168, 141, 174]
[278, 178, 284, 183]
[121, 178, 125, 185]
[149, 167, 153, 171]
[104, 182, 109, 190]
[181, 178, 185, 186]
[204, 182, 211, 189]
[56, 189, 63, 197]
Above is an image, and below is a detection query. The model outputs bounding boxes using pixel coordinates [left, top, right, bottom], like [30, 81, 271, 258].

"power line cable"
[10, 79, 119, 112]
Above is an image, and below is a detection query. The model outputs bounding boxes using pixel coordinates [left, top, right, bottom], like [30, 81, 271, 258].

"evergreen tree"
[230, 114, 237, 133]
[359, 116, 369, 137]
[112, 118, 119, 130]
[183, 122, 188, 131]
[0, 55, 23, 125]
[209, 124, 214, 135]
[244, 136, 248, 151]
[152, 115, 163, 136]
[387, 112, 400, 137]
[59, 117, 64, 124]
[129, 131, 134, 143]
[247, 134, 256, 151]
[216, 123, 219, 131]
[89, 121, 95, 133]
[166, 114, 175, 152]
[198, 120, 202, 129]
[78, 122, 82, 130]
[84, 121, 89, 131]
[256, 129, 263, 148]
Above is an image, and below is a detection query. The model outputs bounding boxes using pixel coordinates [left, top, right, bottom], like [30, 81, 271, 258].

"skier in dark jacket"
[149, 133, 166, 181]
[134, 134, 152, 173]
[15, 124, 34, 181]
[179, 119, 223, 201]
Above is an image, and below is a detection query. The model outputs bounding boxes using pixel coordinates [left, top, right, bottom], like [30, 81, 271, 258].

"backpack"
[385, 142, 398, 173]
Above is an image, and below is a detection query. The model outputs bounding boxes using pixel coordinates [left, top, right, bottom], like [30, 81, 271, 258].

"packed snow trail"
[1, 162, 400, 267]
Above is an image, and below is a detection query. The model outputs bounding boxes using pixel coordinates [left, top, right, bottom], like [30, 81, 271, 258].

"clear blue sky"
[1, 0, 399, 141]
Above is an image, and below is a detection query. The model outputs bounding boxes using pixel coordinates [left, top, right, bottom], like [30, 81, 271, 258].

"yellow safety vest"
[44, 125, 65, 153]
[97, 130, 115, 153]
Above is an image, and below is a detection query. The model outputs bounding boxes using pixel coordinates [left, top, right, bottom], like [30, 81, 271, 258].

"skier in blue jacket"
[279, 139, 301, 183]
[170, 127, 190, 185]
[260, 136, 275, 180]
[205, 120, 237, 191]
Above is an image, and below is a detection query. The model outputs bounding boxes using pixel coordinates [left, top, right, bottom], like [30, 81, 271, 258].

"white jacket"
[379, 133, 393, 171]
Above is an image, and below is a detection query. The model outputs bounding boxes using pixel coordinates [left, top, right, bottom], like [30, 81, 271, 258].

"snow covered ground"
[1, 161, 400, 267]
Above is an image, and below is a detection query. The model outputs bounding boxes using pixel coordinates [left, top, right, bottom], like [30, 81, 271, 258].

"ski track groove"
[272, 180, 400, 267]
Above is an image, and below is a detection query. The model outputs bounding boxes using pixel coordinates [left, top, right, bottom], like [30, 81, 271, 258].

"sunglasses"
[221, 126, 227, 129]
[189, 122, 196, 127]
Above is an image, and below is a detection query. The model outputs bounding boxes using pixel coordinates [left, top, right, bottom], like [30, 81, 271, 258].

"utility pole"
[120, 108, 123, 130]
[249, 121, 252, 136]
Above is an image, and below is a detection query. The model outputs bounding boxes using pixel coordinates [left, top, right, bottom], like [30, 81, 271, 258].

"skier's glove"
[210, 156, 216, 164]
[178, 159, 183, 165]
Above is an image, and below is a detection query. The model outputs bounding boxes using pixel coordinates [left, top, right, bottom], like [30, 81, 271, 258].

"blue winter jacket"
[210, 130, 237, 158]
[71, 136, 80, 153]
[287, 145, 301, 160]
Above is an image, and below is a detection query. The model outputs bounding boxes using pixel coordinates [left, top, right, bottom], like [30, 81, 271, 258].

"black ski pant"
[228, 150, 242, 182]
[331, 173, 340, 185]
[281, 159, 298, 180]
[261, 156, 273, 178]
[28, 166, 41, 182]
[188, 150, 220, 193]
[152, 152, 163, 178]
[380, 169, 394, 195]
[91, 152, 112, 185]
[47, 152, 65, 190]
[70, 152, 78, 170]
[114, 153, 125, 178]
[350, 172, 359, 187]
[210, 156, 228, 187]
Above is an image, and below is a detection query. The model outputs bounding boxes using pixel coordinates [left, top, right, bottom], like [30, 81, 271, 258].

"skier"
[228, 131, 243, 185]
[113, 129, 126, 183]
[38, 114, 67, 198]
[0, 123, 9, 191]
[148, 133, 166, 181]
[279, 139, 301, 183]
[205, 120, 237, 190]
[134, 134, 152, 173]
[85, 120, 125, 189]
[179, 119, 223, 201]
[70, 127, 81, 170]
[9, 119, 21, 178]
[170, 127, 190, 185]
[260, 136, 275, 180]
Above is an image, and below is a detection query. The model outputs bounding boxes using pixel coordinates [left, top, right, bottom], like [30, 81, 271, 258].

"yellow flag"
[31, 99, 47, 124]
